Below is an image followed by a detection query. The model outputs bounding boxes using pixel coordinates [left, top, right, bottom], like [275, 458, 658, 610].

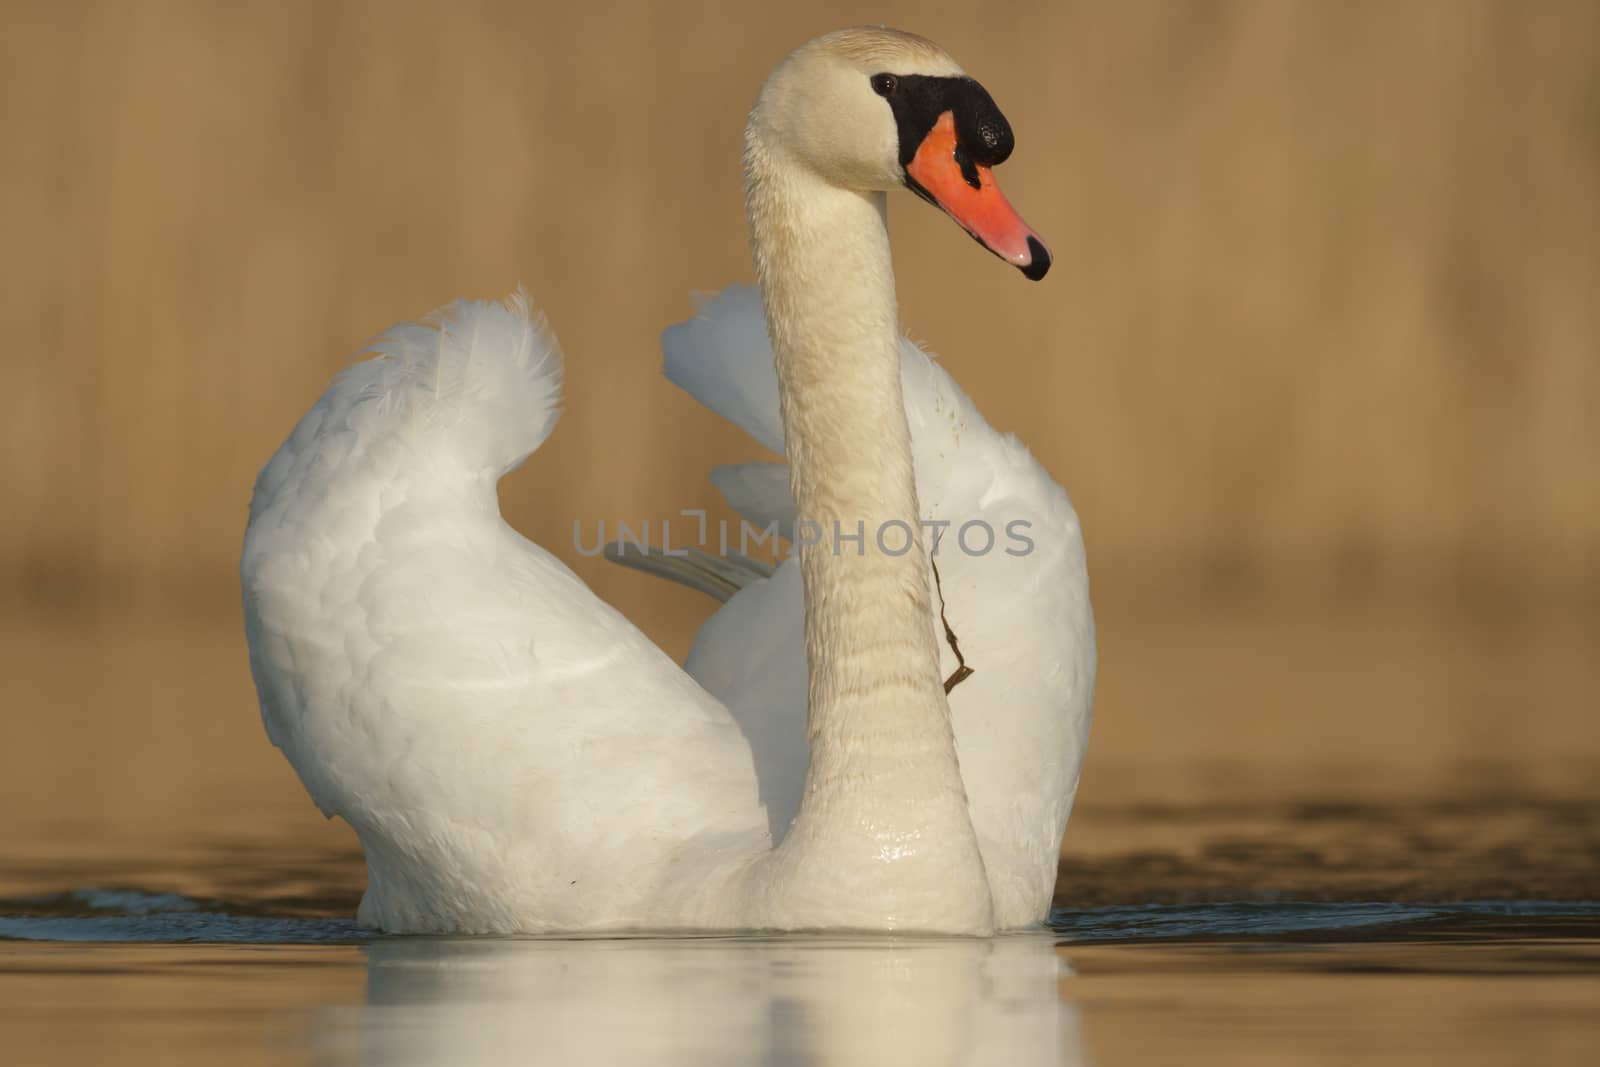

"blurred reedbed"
[0, 0, 1597, 895]
[1, 0, 1596, 633]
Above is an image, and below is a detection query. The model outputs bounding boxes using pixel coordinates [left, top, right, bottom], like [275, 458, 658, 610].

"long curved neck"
[742, 128, 992, 930]
[747, 148, 936, 716]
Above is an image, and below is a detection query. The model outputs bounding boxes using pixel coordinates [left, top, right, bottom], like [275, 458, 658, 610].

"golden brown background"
[1, 0, 1596, 896]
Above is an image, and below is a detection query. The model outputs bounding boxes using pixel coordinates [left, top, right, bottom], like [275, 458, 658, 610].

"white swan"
[242, 27, 1094, 935]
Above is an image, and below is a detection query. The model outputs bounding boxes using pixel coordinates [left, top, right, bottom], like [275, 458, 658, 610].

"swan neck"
[747, 146, 945, 743]
[742, 126, 991, 928]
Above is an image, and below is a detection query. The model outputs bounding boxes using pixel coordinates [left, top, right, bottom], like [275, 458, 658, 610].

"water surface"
[2, 891, 1595, 1066]
[2, 611, 1594, 1064]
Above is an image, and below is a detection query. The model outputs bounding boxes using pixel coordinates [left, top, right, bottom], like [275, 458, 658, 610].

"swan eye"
[871, 74, 898, 97]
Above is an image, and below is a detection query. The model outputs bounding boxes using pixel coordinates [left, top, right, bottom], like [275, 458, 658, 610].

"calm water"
[1, 891, 1596, 1066]
[2, 610, 1595, 1063]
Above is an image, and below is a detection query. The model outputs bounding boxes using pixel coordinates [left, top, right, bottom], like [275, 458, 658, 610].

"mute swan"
[242, 27, 1094, 935]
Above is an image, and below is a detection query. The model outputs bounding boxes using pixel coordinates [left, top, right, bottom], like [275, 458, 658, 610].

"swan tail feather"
[689, 548, 776, 588]
[708, 462, 796, 543]
[361, 289, 563, 476]
[602, 544, 774, 603]
[256, 292, 563, 503]
[656, 283, 802, 550]
[661, 286, 785, 454]
[603, 456, 792, 602]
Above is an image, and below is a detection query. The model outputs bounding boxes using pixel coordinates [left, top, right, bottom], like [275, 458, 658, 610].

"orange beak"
[905, 112, 1052, 280]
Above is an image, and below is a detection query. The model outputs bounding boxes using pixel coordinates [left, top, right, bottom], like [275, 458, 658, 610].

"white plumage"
[243, 286, 1093, 932]
[669, 286, 1095, 926]
[241, 27, 1094, 935]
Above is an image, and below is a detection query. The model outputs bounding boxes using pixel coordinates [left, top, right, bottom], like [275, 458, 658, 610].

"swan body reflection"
[320, 934, 1083, 1067]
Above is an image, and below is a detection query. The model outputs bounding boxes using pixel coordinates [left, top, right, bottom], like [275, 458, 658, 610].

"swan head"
[749, 27, 1051, 280]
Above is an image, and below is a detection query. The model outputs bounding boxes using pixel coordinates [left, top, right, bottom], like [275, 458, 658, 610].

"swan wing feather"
[243, 294, 769, 933]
